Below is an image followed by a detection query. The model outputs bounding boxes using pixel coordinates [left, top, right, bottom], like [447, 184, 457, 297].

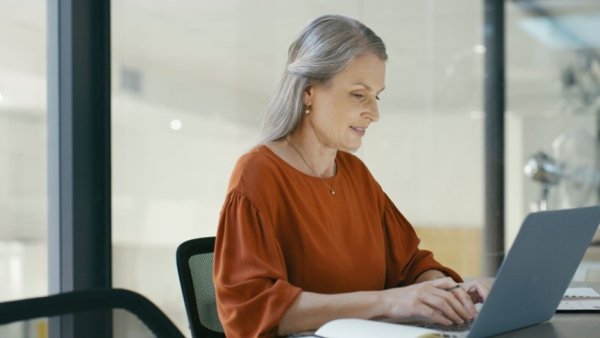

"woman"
[214, 14, 490, 338]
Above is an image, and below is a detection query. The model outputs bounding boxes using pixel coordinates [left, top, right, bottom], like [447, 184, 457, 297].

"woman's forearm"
[277, 290, 385, 335]
[415, 269, 448, 283]
[278, 277, 477, 336]
[278, 271, 452, 335]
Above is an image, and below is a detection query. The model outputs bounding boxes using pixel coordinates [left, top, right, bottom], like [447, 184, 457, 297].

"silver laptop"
[434, 206, 600, 338]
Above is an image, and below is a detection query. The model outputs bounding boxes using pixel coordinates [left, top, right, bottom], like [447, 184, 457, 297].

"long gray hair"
[259, 14, 387, 143]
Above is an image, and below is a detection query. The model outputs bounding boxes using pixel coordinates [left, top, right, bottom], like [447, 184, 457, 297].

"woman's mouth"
[350, 126, 366, 136]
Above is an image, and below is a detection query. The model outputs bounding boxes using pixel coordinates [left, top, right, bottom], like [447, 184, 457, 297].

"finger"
[422, 289, 467, 324]
[464, 281, 490, 303]
[415, 304, 452, 326]
[461, 282, 478, 304]
[433, 287, 474, 321]
[451, 286, 477, 317]
[474, 282, 491, 302]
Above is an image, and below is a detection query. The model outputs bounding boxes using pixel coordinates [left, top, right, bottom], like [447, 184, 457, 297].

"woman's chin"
[341, 143, 362, 153]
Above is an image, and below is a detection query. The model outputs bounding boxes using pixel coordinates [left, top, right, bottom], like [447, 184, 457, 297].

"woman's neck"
[285, 132, 337, 178]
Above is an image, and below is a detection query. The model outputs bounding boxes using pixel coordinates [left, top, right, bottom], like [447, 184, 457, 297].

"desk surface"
[490, 281, 600, 338]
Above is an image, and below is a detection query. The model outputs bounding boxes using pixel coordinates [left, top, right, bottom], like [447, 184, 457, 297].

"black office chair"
[176, 236, 225, 338]
[0, 288, 185, 338]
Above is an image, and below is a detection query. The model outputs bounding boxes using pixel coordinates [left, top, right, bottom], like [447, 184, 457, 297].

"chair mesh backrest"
[188, 251, 224, 333]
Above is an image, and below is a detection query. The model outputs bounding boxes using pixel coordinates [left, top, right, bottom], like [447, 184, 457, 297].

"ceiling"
[0, 0, 599, 124]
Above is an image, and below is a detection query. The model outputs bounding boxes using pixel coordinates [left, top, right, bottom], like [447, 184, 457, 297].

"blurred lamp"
[524, 151, 563, 211]
[524, 151, 562, 185]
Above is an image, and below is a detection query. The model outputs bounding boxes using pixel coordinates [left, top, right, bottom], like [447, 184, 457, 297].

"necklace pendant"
[331, 188, 336, 195]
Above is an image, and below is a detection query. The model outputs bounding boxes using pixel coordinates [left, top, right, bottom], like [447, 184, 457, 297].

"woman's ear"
[303, 85, 314, 106]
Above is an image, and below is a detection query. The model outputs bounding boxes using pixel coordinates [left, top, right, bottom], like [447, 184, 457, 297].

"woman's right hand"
[380, 277, 477, 326]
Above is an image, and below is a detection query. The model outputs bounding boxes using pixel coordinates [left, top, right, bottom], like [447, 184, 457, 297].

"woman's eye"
[352, 93, 364, 99]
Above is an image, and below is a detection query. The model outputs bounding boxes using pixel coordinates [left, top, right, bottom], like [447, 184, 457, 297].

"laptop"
[312, 206, 600, 338]
[433, 206, 600, 338]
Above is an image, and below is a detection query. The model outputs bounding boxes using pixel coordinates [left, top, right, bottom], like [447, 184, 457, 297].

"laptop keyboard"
[424, 319, 474, 332]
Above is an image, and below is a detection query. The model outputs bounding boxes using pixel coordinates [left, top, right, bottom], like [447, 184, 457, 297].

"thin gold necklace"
[287, 140, 336, 195]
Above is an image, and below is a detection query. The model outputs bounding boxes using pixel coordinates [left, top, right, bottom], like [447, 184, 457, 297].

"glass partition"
[0, 1, 48, 337]
[0, 0, 48, 302]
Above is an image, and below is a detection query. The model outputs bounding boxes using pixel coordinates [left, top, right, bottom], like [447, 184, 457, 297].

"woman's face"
[304, 53, 386, 152]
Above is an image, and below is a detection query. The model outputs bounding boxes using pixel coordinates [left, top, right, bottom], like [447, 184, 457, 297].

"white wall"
[0, 111, 46, 240]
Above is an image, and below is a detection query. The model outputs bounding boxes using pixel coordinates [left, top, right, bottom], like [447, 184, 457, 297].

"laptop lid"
[468, 206, 600, 338]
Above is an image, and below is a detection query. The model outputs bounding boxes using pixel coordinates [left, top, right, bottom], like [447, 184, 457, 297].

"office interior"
[1, 0, 600, 337]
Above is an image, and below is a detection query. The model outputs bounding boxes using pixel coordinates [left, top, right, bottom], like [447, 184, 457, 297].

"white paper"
[563, 287, 600, 298]
[558, 287, 600, 311]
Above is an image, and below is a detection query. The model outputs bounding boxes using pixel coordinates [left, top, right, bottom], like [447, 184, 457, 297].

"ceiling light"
[170, 119, 182, 130]
[474, 44, 486, 54]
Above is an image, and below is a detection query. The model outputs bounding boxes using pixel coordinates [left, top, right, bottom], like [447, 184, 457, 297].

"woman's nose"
[363, 101, 380, 122]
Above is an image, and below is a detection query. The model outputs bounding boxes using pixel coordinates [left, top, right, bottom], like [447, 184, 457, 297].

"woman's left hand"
[458, 278, 493, 304]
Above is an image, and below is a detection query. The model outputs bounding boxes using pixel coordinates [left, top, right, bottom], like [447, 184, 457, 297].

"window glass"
[0, 0, 48, 300]
[0, 1, 47, 337]
[506, 1, 600, 281]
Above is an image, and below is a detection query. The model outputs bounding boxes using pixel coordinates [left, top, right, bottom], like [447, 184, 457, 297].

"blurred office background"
[2, 0, 600, 337]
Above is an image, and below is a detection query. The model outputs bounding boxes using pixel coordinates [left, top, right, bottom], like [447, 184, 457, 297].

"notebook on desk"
[314, 206, 600, 338]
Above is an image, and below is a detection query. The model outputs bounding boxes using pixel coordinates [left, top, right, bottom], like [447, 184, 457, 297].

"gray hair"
[259, 14, 387, 143]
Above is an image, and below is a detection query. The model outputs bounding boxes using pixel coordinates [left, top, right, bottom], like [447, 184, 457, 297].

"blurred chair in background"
[176, 237, 225, 338]
[0, 288, 185, 338]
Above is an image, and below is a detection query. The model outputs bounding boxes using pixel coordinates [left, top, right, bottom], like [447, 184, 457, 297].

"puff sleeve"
[213, 190, 302, 338]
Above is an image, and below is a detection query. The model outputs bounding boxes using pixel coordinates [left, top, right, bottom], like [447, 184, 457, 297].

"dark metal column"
[483, 0, 505, 276]
[48, 0, 112, 337]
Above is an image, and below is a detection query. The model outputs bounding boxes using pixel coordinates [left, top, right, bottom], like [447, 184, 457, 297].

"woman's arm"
[278, 277, 476, 335]
[415, 269, 447, 283]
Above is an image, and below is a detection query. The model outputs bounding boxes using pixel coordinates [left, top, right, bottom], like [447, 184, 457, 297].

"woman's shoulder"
[337, 150, 372, 174]
[234, 145, 270, 168]
[234, 145, 283, 173]
[337, 150, 385, 199]
[228, 145, 288, 191]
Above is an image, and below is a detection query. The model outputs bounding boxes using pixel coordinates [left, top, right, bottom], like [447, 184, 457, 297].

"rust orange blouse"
[213, 145, 461, 338]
